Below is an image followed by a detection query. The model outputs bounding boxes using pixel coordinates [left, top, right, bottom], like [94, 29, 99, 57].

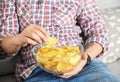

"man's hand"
[56, 42, 103, 78]
[2, 24, 49, 54]
[56, 53, 88, 78]
[19, 24, 49, 46]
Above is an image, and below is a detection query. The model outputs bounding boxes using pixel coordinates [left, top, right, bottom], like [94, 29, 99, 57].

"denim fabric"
[24, 59, 120, 82]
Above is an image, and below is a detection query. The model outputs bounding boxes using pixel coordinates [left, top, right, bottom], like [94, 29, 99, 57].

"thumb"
[81, 53, 88, 60]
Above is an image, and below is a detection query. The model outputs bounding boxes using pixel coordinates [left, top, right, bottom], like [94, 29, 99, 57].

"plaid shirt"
[0, 0, 108, 81]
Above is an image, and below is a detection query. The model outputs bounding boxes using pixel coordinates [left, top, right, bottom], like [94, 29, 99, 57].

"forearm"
[1, 35, 24, 54]
[84, 42, 103, 60]
[77, 0, 108, 55]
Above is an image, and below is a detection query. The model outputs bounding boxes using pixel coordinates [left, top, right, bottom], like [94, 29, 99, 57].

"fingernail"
[34, 42, 37, 45]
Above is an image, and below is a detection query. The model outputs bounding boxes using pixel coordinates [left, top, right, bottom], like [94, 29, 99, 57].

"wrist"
[85, 42, 103, 59]
[1, 35, 22, 54]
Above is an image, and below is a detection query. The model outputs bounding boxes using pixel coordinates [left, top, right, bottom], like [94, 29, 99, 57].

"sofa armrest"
[0, 55, 19, 76]
[0, 74, 16, 82]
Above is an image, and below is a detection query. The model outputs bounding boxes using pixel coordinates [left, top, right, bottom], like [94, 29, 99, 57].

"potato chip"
[69, 55, 81, 65]
[46, 37, 57, 46]
[36, 55, 49, 64]
[57, 62, 73, 72]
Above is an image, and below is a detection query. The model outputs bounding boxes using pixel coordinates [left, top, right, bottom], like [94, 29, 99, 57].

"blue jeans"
[24, 59, 120, 82]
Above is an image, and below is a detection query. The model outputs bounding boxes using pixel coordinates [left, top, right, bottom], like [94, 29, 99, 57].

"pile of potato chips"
[35, 37, 81, 72]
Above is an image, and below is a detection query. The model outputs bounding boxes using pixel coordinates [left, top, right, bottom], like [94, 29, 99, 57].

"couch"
[0, 55, 19, 82]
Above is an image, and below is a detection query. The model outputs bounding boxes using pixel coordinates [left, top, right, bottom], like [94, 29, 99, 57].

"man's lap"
[24, 59, 120, 82]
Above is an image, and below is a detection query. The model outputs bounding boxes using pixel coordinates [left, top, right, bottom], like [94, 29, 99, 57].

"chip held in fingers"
[46, 37, 57, 46]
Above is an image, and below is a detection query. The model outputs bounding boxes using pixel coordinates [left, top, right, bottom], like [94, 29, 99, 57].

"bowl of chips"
[32, 37, 84, 74]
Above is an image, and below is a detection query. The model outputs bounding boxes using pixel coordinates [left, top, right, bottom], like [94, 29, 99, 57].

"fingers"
[56, 65, 80, 78]
[20, 24, 49, 45]
[58, 67, 81, 78]
[34, 30, 48, 42]
[56, 74, 73, 78]
[56, 69, 78, 78]
[31, 24, 49, 42]
[26, 37, 37, 45]
[81, 53, 88, 60]
[31, 33, 42, 43]
[33, 24, 49, 38]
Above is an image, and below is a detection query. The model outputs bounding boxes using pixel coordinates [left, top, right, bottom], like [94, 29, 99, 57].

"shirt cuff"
[85, 35, 109, 56]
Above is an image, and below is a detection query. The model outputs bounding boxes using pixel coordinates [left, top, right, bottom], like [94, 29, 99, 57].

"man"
[0, 0, 120, 82]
